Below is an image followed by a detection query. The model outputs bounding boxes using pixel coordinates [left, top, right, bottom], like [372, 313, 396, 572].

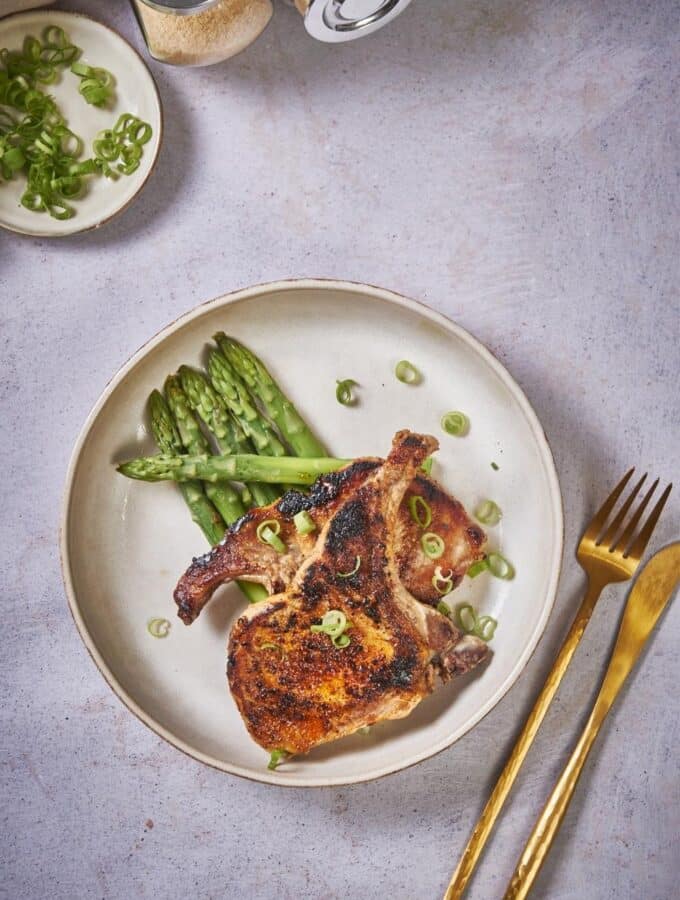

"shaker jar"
[131, 0, 273, 66]
[131, 0, 415, 66]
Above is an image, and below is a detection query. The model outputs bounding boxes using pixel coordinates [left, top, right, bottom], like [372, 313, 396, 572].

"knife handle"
[504, 554, 678, 900]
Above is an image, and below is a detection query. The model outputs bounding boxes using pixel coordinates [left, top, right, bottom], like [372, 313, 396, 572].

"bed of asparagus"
[125, 334, 333, 604]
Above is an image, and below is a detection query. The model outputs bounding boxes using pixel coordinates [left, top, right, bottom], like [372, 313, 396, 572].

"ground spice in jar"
[133, 0, 273, 66]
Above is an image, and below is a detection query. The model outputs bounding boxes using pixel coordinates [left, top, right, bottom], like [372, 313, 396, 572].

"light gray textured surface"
[1, 1, 679, 898]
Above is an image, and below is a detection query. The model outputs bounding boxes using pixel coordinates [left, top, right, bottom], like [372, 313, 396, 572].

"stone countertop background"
[1, 1, 678, 898]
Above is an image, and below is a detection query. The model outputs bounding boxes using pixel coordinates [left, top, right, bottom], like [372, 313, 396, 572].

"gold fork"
[444, 469, 672, 900]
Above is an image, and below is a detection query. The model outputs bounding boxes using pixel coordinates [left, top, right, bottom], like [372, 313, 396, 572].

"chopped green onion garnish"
[455, 605, 498, 642]
[395, 360, 421, 384]
[0, 27, 152, 219]
[293, 510, 316, 535]
[257, 642, 282, 652]
[475, 499, 502, 526]
[311, 609, 348, 637]
[467, 558, 489, 578]
[491, 462, 500, 471]
[421, 532, 445, 559]
[456, 604, 478, 634]
[310, 609, 352, 647]
[432, 565, 454, 595]
[441, 411, 469, 436]
[70, 62, 115, 107]
[147, 617, 171, 639]
[487, 552, 515, 580]
[437, 600, 452, 616]
[408, 495, 432, 529]
[336, 378, 358, 406]
[421, 456, 434, 475]
[475, 616, 498, 641]
[268, 749, 288, 770]
[256, 519, 286, 553]
[337, 556, 361, 578]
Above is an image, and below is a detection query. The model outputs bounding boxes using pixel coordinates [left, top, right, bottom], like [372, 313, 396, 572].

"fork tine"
[598, 472, 648, 548]
[623, 483, 673, 560]
[583, 468, 635, 543]
[613, 478, 659, 553]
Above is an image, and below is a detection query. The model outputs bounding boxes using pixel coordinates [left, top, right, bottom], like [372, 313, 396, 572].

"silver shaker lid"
[300, 0, 414, 42]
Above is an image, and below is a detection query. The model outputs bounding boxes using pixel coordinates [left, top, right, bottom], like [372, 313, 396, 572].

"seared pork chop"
[174, 462, 485, 625]
[227, 431, 488, 756]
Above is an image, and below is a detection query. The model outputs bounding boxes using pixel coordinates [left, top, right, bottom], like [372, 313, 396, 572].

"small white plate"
[61, 280, 563, 786]
[0, 10, 162, 237]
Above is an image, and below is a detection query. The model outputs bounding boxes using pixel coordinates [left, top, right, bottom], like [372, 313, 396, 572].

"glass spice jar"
[131, 0, 273, 67]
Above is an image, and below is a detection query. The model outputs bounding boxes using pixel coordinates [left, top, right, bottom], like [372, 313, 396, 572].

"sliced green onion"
[257, 641, 282, 652]
[267, 749, 288, 770]
[475, 499, 502, 526]
[467, 558, 489, 578]
[455, 605, 498, 642]
[127, 119, 152, 145]
[70, 62, 115, 107]
[491, 461, 500, 471]
[421, 532, 445, 559]
[421, 456, 434, 476]
[437, 600, 451, 616]
[93, 129, 119, 161]
[408, 495, 432, 529]
[475, 616, 498, 641]
[147, 617, 171, 639]
[310, 609, 352, 647]
[335, 378, 358, 406]
[311, 609, 347, 637]
[259, 527, 286, 554]
[395, 360, 421, 384]
[456, 604, 478, 634]
[293, 510, 316, 535]
[432, 565, 454, 595]
[256, 519, 286, 554]
[487, 552, 515, 580]
[337, 556, 361, 578]
[441, 411, 469, 436]
[42, 25, 72, 49]
[0, 28, 152, 220]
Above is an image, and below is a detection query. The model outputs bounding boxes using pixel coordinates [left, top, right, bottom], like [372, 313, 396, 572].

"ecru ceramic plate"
[0, 10, 162, 237]
[61, 280, 563, 786]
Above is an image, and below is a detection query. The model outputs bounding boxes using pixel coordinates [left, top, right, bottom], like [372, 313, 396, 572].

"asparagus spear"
[163, 378, 266, 605]
[164, 375, 246, 525]
[147, 390, 225, 546]
[214, 333, 326, 458]
[178, 365, 278, 507]
[118, 452, 350, 485]
[208, 349, 301, 493]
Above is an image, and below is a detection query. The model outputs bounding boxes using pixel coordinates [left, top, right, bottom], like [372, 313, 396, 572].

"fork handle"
[444, 579, 604, 900]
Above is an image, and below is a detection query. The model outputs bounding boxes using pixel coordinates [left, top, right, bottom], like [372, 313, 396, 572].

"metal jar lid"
[296, 0, 414, 42]
[135, 0, 220, 13]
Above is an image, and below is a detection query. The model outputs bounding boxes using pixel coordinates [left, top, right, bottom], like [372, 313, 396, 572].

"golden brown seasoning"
[133, 0, 273, 66]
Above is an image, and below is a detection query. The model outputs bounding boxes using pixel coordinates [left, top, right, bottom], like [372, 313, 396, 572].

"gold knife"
[504, 542, 680, 899]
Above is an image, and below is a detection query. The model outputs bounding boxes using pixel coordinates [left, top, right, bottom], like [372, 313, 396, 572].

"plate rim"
[0, 9, 163, 238]
[60, 278, 564, 787]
